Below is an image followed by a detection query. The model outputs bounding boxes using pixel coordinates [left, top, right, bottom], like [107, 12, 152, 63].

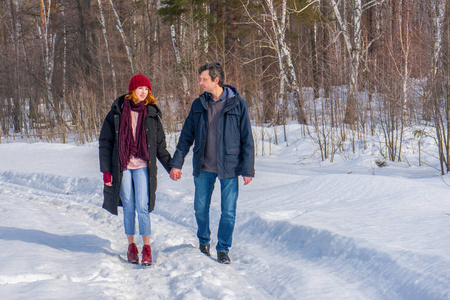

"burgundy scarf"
[119, 98, 149, 171]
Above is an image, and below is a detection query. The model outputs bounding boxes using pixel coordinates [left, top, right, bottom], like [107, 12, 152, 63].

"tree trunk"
[8, 0, 21, 132]
[266, 0, 307, 124]
[330, 0, 362, 125]
[109, 0, 135, 74]
[431, 0, 447, 174]
[170, 24, 189, 98]
[311, 22, 319, 100]
[97, 0, 117, 97]
[39, 0, 58, 125]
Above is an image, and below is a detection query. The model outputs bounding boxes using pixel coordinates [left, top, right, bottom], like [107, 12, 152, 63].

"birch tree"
[430, 0, 447, 174]
[171, 24, 189, 97]
[329, 0, 361, 125]
[97, 0, 117, 97]
[38, 0, 58, 125]
[242, 0, 309, 125]
[266, 0, 307, 124]
[159, 0, 210, 114]
[109, 0, 135, 74]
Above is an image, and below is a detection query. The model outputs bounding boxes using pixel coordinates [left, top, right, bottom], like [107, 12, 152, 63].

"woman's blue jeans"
[194, 171, 239, 253]
[120, 167, 151, 236]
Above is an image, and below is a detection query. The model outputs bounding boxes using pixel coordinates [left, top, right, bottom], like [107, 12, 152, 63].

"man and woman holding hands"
[99, 62, 255, 265]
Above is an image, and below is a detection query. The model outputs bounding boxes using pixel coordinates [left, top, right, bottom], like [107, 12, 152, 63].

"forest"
[0, 0, 449, 173]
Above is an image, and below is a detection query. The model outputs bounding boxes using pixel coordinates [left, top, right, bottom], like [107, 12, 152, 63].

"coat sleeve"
[170, 102, 197, 170]
[239, 98, 255, 177]
[156, 115, 172, 173]
[99, 110, 115, 173]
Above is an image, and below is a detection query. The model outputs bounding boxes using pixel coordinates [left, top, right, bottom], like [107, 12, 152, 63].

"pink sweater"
[127, 110, 147, 169]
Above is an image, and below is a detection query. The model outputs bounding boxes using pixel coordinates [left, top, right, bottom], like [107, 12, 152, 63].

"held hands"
[103, 171, 113, 186]
[169, 168, 251, 184]
[170, 168, 182, 181]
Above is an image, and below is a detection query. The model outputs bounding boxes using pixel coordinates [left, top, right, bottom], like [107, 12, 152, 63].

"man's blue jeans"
[120, 167, 151, 236]
[194, 170, 239, 253]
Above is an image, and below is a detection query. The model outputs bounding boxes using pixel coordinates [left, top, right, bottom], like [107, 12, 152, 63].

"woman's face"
[135, 86, 149, 102]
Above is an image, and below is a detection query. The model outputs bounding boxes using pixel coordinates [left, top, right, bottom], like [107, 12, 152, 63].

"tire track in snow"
[235, 213, 450, 300]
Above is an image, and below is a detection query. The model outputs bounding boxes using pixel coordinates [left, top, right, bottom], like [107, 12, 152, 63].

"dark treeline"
[1, 0, 449, 172]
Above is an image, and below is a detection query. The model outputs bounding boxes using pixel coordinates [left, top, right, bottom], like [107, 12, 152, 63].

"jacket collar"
[199, 85, 239, 110]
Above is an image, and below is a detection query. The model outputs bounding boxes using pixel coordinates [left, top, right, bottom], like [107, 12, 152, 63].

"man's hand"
[170, 168, 182, 181]
[243, 176, 253, 185]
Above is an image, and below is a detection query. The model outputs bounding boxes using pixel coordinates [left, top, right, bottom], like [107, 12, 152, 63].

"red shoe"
[127, 243, 139, 264]
[142, 245, 152, 266]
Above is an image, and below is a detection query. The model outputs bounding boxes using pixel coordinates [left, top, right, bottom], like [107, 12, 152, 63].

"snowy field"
[0, 125, 449, 300]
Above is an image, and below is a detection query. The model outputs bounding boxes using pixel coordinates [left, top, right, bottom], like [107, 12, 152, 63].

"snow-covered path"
[1, 171, 354, 300]
[1, 137, 450, 299]
[0, 176, 270, 299]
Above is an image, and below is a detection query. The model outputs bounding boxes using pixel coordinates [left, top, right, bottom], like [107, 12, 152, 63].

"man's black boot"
[199, 243, 211, 256]
[217, 252, 231, 264]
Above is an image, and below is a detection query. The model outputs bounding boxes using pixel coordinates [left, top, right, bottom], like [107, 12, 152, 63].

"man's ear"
[214, 77, 220, 85]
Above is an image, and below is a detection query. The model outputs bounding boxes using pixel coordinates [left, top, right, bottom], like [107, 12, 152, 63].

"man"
[170, 62, 255, 264]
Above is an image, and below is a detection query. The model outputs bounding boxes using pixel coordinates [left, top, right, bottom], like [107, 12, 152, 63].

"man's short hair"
[198, 62, 224, 87]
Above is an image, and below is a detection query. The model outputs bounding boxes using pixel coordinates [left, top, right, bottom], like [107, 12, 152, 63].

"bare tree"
[109, 0, 135, 73]
[329, 0, 362, 125]
[38, 0, 59, 126]
[97, 0, 117, 98]
[7, 0, 22, 132]
[242, 0, 309, 125]
[430, 0, 448, 174]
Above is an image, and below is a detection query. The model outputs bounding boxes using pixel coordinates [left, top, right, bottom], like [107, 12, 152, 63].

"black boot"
[217, 252, 230, 264]
[199, 243, 211, 256]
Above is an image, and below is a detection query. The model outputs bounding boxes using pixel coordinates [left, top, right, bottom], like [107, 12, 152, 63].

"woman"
[99, 74, 171, 266]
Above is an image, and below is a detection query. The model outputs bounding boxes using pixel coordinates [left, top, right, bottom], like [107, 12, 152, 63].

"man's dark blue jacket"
[170, 85, 255, 180]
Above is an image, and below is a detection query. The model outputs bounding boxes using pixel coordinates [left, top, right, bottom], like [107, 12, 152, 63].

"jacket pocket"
[225, 147, 240, 170]
[226, 148, 240, 155]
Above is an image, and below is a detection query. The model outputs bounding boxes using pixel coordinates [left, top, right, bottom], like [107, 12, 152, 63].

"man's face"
[199, 70, 218, 93]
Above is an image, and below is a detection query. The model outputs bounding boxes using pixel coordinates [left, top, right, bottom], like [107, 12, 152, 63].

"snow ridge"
[0, 170, 102, 196]
[237, 214, 450, 300]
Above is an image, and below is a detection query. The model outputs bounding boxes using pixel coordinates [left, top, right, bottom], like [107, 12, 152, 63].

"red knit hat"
[128, 74, 152, 93]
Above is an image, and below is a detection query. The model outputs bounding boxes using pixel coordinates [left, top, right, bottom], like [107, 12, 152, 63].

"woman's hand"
[103, 171, 113, 186]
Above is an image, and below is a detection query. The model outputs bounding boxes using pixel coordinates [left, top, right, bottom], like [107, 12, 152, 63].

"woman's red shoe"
[127, 243, 139, 264]
[141, 245, 152, 266]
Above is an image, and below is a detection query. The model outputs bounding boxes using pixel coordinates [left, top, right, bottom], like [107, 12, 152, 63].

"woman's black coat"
[99, 95, 172, 215]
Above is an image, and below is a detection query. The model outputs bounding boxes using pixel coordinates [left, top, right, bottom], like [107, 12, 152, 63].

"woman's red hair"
[125, 89, 157, 105]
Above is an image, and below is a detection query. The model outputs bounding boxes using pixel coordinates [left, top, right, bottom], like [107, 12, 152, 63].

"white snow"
[0, 125, 449, 300]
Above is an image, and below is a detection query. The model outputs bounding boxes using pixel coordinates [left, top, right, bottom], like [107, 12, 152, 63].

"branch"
[329, 0, 352, 57]
[362, 0, 386, 11]
[240, 0, 276, 49]
[287, 0, 320, 14]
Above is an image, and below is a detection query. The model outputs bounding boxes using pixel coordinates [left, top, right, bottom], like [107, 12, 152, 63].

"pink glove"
[103, 171, 112, 185]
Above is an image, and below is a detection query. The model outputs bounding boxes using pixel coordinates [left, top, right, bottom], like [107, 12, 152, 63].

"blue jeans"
[194, 171, 239, 253]
[120, 167, 151, 236]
